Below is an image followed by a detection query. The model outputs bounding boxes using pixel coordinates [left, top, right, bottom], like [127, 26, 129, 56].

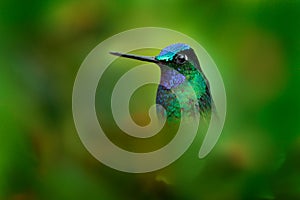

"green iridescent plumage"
[110, 43, 212, 121]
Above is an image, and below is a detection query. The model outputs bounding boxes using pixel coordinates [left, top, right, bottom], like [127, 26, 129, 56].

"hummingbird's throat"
[159, 67, 186, 89]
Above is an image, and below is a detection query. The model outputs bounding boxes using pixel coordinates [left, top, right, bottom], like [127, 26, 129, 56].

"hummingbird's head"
[110, 43, 202, 76]
[155, 43, 201, 75]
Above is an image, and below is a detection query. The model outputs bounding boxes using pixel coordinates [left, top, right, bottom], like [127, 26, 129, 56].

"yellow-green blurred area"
[1, 0, 300, 199]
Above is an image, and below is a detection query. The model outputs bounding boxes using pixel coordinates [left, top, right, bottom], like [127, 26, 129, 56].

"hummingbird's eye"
[175, 54, 187, 64]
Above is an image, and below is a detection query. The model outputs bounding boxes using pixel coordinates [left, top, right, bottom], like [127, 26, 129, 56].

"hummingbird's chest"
[156, 68, 210, 120]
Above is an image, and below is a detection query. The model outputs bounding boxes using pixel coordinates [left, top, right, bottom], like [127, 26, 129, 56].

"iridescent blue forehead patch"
[156, 43, 190, 61]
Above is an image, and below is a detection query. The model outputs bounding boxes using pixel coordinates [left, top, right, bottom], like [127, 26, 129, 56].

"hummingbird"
[110, 43, 212, 121]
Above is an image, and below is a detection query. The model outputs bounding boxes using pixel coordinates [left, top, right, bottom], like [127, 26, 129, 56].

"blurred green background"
[1, 0, 300, 199]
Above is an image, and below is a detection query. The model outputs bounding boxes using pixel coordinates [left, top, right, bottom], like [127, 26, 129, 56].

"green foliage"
[0, 0, 300, 199]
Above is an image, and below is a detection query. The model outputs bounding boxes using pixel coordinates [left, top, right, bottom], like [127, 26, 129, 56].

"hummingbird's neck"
[159, 65, 206, 96]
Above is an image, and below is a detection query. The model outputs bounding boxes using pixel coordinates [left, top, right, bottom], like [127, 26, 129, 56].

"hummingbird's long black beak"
[110, 52, 159, 63]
